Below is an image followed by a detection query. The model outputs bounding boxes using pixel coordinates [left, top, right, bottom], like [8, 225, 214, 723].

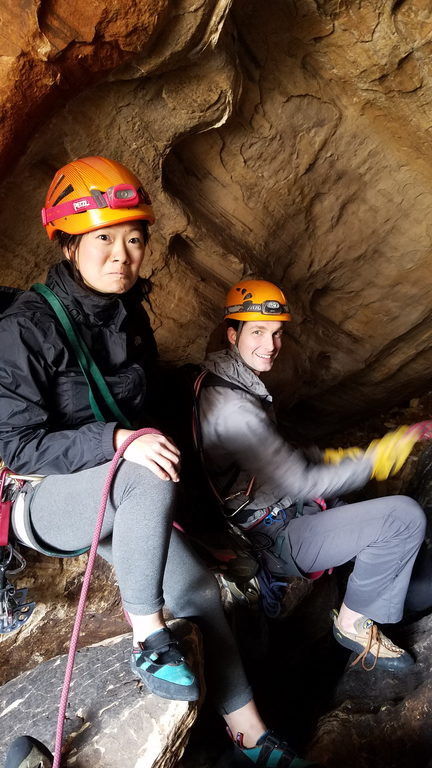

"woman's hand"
[114, 429, 181, 482]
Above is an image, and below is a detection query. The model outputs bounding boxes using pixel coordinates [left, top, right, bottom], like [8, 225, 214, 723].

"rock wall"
[0, 0, 432, 436]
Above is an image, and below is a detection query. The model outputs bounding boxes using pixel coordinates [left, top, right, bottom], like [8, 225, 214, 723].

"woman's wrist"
[113, 428, 133, 451]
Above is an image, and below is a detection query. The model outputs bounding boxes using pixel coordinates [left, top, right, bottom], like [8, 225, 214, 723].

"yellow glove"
[323, 446, 363, 464]
[365, 425, 420, 481]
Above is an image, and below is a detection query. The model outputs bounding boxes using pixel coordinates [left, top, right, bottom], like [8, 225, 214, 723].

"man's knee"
[392, 495, 426, 540]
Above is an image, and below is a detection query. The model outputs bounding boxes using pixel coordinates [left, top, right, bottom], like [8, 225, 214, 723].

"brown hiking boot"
[333, 613, 414, 671]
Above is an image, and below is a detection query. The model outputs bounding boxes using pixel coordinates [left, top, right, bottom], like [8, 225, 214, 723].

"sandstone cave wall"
[0, 0, 432, 437]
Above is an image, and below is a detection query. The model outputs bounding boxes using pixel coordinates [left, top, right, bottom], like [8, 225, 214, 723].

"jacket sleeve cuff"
[102, 422, 117, 461]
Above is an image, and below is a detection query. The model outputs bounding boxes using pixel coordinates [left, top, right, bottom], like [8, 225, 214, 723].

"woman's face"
[64, 222, 146, 294]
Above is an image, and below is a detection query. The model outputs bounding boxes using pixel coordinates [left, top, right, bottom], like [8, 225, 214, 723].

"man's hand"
[365, 425, 421, 481]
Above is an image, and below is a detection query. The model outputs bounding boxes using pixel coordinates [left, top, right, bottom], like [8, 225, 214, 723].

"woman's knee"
[115, 460, 178, 506]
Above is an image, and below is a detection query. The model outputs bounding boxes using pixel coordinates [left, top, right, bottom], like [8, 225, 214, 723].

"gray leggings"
[25, 460, 252, 715]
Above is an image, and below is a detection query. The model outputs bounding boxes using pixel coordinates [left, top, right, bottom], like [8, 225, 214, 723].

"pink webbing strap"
[52, 428, 161, 768]
[0, 468, 11, 546]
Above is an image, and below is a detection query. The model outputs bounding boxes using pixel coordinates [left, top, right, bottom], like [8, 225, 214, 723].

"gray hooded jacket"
[199, 348, 372, 521]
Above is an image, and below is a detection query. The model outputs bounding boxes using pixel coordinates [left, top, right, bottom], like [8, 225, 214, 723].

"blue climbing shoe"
[231, 729, 322, 767]
[130, 627, 199, 701]
[5, 736, 53, 768]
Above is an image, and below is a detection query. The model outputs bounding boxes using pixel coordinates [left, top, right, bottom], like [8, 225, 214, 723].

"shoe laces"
[351, 621, 402, 671]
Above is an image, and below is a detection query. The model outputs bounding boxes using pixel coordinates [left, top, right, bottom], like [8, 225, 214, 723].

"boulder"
[0, 621, 202, 768]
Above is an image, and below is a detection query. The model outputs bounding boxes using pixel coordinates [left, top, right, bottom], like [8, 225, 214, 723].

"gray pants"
[266, 495, 426, 624]
[24, 460, 252, 715]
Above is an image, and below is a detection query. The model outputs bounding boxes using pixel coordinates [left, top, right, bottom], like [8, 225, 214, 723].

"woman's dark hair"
[57, 231, 82, 252]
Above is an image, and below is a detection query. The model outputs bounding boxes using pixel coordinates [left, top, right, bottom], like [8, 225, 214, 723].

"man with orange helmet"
[0, 160, 322, 768]
[198, 278, 426, 676]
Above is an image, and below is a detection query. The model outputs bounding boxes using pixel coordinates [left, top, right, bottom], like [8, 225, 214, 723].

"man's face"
[227, 320, 283, 375]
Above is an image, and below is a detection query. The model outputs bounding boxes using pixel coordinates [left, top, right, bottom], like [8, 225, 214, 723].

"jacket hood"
[204, 347, 272, 403]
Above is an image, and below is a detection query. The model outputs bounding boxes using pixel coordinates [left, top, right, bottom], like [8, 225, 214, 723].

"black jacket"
[0, 261, 158, 475]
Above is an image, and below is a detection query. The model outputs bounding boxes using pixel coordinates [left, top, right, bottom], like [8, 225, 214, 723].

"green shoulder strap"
[32, 283, 132, 428]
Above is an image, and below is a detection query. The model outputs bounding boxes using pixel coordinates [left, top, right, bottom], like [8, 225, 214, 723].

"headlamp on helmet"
[225, 299, 289, 317]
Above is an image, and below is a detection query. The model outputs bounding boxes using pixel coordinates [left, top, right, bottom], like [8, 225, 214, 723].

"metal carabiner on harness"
[222, 476, 256, 519]
[0, 543, 36, 633]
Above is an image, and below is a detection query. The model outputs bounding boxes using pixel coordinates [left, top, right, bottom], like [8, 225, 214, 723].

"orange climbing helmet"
[41, 156, 155, 240]
[224, 279, 291, 322]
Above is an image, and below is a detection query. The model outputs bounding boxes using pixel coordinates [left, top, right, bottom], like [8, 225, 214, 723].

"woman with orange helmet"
[0, 160, 321, 768]
[0, 156, 200, 699]
[198, 278, 426, 679]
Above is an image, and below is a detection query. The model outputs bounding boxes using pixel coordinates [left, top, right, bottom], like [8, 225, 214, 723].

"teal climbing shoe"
[130, 627, 199, 701]
[231, 729, 322, 767]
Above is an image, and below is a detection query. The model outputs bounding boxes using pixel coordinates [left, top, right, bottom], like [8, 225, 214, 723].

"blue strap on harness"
[256, 567, 289, 618]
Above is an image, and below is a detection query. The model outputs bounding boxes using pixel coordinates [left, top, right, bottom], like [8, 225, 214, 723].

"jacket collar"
[45, 261, 143, 329]
[204, 348, 272, 403]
